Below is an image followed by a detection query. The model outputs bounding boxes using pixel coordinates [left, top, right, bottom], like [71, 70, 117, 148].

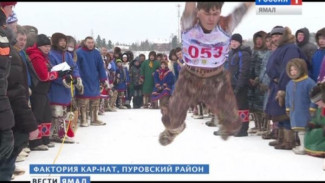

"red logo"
[291, 0, 302, 5]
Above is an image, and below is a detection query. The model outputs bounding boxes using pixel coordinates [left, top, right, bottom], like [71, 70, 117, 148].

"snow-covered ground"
[14, 108, 325, 181]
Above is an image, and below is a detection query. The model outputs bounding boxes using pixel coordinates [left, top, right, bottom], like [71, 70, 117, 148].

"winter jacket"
[140, 59, 160, 95]
[285, 58, 316, 130]
[0, 20, 15, 130]
[26, 44, 59, 94]
[227, 45, 251, 91]
[265, 27, 307, 120]
[7, 46, 37, 133]
[115, 66, 130, 92]
[152, 68, 174, 101]
[76, 47, 107, 98]
[129, 63, 142, 89]
[295, 28, 317, 66]
[312, 49, 325, 82]
[305, 108, 325, 157]
[48, 49, 80, 105]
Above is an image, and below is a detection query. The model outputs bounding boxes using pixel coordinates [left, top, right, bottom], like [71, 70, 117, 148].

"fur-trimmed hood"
[51, 32, 67, 51]
[295, 27, 310, 47]
[286, 58, 308, 80]
[253, 30, 267, 50]
[315, 28, 325, 47]
[278, 27, 296, 47]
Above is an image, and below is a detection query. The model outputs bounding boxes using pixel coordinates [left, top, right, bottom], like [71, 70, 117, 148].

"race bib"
[182, 24, 230, 68]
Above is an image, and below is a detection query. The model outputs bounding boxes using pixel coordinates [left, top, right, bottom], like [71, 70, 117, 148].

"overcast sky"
[14, 2, 325, 44]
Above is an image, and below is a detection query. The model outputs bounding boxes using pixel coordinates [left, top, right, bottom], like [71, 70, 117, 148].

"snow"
[14, 109, 325, 181]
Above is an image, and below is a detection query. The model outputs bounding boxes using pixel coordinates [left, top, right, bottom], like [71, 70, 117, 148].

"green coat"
[140, 60, 160, 94]
[305, 107, 325, 157]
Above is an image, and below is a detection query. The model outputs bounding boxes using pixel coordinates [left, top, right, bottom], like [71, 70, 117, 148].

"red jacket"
[26, 44, 58, 81]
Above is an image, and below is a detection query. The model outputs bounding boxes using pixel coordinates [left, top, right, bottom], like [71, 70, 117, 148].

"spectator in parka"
[247, 30, 268, 135]
[215, 33, 251, 137]
[76, 36, 107, 127]
[304, 83, 325, 159]
[48, 32, 83, 144]
[151, 60, 174, 115]
[265, 26, 307, 150]
[65, 35, 80, 134]
[295, 27, 317, 69]
[5, 23, 39, 177]
[129, 58, 143, 109]
[140, 51, 160, 108]
[26, 34, 72, 150]
[114, 59, 130, 109]
[311, 28, 325, 82]
[285, 58, 316, 153]
[0, 2, 21, 180]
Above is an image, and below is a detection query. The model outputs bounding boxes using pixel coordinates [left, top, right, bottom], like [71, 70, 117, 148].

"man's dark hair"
[157, 53, 163, 58]
[169, 49, 176, 61]
[175, 47, 182, 54]
[197, 2, 224, 12]
[139, 54, 145, 59]
[84, 36, 93, 41]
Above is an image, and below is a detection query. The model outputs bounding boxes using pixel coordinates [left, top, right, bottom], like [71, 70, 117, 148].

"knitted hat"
[0, 2, 17, 7]
[6, 11, 17, 24]
[116, 59, 122, 63]
[37, 34, 51, 47]
[270, 26, 285, 35]
[231, 33, 242, 44]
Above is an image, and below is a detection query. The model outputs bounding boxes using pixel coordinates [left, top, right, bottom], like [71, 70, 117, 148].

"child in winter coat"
[129, 58, 143, 108]
[305, 83, 325, 159]
[285, 58, 317, 153]
[115, 59, 130, 109]
[151, 60, 174, 114]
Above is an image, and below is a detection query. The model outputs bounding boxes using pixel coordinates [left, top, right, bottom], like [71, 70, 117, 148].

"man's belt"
[185, 65, 224, 78]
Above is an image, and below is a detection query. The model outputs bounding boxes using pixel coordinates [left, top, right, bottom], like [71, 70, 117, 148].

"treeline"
[85, 35, 181, 51]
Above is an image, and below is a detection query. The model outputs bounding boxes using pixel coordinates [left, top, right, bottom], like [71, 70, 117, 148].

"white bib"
[182, 24, 231, 68]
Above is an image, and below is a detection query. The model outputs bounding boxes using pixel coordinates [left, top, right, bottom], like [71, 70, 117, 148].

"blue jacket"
[265, 43, 306, 118]
[152, 68, 174, 101]
[48, 49, 80, 105]
[285, 76, 317, 129]
[19, 50, 32, 87]
[310, 49, 325, 82]
[115, 66, 130, 92]
[76, 47, 107, 98]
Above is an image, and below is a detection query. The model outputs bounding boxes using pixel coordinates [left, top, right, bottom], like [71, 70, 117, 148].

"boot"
[14, 166, 25, 176]
[205, 115, 217, 127]
[269, 128, 283, 146]
[248, 113, 259, 134]
[159, 123, 186, 146]
[78, 99, 89, 127]
[274, 129, 295, 150]
[105, 99, 116, 112]
[90, 99, 106, 126]
[234, 122, 249, 137]
[71, 110, 79, 133]
[192, 104, 203, 119]
[104, 99, 110, 111]
[142, 96, 149, 108]
[292, 131, 306, 155]
[263, 128, 278, 140]
[98, 99, 105, 115]
[118, 97, 127, 109]
[110, 90, 118, 110]
[124, 100, 131, 109]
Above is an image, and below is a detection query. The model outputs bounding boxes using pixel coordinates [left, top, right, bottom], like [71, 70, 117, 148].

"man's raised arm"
[181, 2, 198, 33]
[220, 2, 254, 34]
